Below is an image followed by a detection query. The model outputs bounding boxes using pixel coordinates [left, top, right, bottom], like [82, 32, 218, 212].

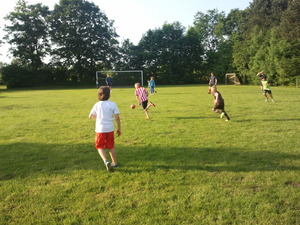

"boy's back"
[90, 100, 120, 133]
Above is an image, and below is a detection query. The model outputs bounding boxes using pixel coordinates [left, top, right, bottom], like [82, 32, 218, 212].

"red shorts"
[95, 132, 114, 149]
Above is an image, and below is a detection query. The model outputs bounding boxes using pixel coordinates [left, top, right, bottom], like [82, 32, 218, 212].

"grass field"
[0, 85, 299, 225]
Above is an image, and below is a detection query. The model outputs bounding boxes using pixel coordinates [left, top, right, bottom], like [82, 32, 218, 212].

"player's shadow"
[1, 142, 299, 181]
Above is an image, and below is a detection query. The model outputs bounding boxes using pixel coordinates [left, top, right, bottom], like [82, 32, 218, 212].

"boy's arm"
[114, 114, 121, 136]
[89, 112, 96, 119]
[136, 95, 141, 105]
[214, 93, 219, 103]
[256, 71, 262, 76]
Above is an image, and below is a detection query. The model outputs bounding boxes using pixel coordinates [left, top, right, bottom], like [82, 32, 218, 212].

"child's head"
[134, 83, 140, 89]
[262, 77, 266, 81]
[150, 76, 154, 80]
[211, 72, 215, 76]
[98, 86, 110, 101]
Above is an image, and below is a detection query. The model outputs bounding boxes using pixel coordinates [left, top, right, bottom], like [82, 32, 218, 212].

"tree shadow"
[0, 142, 299, 181]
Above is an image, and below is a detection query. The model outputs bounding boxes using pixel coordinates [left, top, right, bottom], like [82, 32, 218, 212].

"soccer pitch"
[0, 85, 299, 224]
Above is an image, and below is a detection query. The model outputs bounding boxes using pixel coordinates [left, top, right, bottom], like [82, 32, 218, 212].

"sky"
[0, 0, 252, 63]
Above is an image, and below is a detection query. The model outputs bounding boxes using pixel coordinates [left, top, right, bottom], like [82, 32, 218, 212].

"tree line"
[0, 0, 299, 88]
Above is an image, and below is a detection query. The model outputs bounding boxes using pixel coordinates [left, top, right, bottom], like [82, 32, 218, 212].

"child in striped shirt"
[134, 83, 155, 119]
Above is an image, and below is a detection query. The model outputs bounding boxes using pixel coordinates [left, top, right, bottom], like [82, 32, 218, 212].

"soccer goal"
[95, 70, 144, 87]
[225, 73, 241, 85]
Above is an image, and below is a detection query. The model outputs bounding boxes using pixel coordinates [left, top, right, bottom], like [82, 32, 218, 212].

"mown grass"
[0, 85, 299, 225]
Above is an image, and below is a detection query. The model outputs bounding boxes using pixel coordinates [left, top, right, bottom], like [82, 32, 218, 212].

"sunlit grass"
[0, 85, 299, 224]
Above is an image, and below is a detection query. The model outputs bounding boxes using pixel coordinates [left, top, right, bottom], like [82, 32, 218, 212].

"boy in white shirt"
[89, 86, 121, 171]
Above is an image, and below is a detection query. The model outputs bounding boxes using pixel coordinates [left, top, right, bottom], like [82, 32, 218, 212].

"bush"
[0, 64, 38, 88]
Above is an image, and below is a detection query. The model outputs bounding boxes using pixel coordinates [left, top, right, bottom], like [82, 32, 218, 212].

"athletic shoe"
[112, 164, 119, 168]
[220, 112, 225, 119]
[272, 99, 275, 103]
[265, 98, 268, 102]
[105, 161, 113, 172]
[150, 102, 156, 107]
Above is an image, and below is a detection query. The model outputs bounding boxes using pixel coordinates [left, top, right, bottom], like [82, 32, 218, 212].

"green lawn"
[0, 85, 299, 224]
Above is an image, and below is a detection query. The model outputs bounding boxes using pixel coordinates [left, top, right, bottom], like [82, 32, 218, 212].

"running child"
[211, 86, 230, 121]
[256, 71, 267, 92]
[134, 83, 155, 119]
[89, 86, 121, 171]
[261, 77, 275, 103]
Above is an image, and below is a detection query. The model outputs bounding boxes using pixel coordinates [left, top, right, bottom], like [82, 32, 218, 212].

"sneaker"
[220, 112, 225, 119]
[272, 99, 275, 103]
[105, 161, 113, 172]
[150, 102, 156, 107]
[265, 98, 268, 102]
[111, 164, 119, 168]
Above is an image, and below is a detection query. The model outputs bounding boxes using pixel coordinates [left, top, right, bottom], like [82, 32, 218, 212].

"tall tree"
[232, 0, 299, 85]
[193, 9, 232, 80]
[48, 0, 119, 83]
[4, 0, 50, 68]
[139, 22, 203, 84]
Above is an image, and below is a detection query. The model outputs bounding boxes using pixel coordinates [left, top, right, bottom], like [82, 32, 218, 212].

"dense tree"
[2, 0, 299, 88]
[232, 0, 299, 85]
[138, 22, 203, 84]
[193, 9, 233, 81]
[4, 0, 50, 68]
[48, 0, 119, 83]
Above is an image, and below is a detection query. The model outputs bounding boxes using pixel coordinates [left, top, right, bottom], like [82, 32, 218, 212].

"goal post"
[96, 70, 144, 87]
[225, 73, 241, 85]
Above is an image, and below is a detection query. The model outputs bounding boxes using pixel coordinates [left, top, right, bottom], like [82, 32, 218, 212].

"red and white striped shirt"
[135, 87, 148, 102]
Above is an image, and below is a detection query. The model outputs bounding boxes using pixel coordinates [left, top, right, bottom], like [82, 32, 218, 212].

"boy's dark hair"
[98, 86, 110, 101]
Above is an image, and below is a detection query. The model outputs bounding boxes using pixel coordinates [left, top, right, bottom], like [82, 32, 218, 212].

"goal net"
[225, 73, 241, 85]
[95, 70, 144, 87]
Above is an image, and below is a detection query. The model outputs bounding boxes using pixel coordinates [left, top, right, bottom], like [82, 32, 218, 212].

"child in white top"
[89, 86, 121, 171]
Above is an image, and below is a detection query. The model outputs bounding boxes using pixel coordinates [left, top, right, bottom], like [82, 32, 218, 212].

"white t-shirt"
[89, 100, 120, 133]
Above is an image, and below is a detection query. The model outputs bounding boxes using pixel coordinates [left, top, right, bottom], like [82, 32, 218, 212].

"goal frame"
[96, 70, 144, 87]
[225, 73, 241, 85]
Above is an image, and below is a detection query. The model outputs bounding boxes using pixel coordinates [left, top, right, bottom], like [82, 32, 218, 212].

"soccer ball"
[131, 104, 136, 109]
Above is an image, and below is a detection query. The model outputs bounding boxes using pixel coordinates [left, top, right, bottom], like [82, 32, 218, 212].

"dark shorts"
[214, 102, 224, 110]
[263, 90, 272, 94]
[142, 100, 148, 109]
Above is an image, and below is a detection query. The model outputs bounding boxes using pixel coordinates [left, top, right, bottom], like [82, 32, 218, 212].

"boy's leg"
[213, 109, 221, 114]
[97, 149, 107, 162]
[108, 148, 117, 166]
[224, 111, 230, 121]
[269, 93, 275, 102]
[144, 109, 150, 119]
[145, 102, 155, 110]
[263, 92, 268, 101]
[97, 149, 113, 171]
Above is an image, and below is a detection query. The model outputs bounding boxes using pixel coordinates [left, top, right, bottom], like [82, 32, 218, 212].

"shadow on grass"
[0, 142, 299, 180]
[172, 116, 216, 120]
